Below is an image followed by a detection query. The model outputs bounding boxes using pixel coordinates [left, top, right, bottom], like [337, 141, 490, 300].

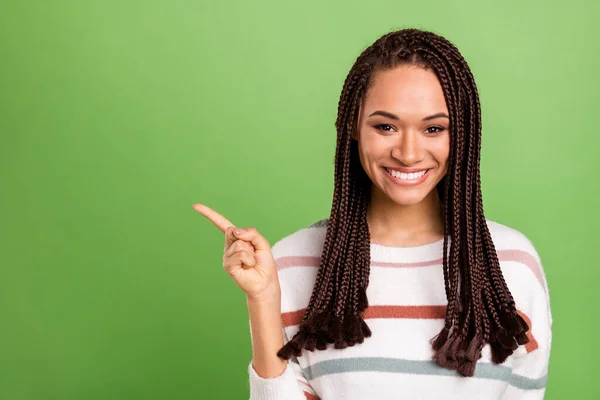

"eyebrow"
[368, 110, 449, 121]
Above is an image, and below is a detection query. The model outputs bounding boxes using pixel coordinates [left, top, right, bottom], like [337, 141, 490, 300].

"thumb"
[232, 227, 270, 251]
[224, 226, 239, 251]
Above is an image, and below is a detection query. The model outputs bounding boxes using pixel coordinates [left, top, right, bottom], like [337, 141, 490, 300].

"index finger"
[192, 203, 235, 233]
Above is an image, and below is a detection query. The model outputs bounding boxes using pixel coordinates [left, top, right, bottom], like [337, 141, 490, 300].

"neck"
[366, 185, 445, 247]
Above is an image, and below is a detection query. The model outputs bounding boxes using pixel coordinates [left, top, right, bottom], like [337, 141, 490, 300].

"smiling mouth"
[383, 167, 431, 180]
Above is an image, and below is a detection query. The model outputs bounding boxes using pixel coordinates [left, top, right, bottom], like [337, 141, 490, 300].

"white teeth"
[386, 168, 428, 180]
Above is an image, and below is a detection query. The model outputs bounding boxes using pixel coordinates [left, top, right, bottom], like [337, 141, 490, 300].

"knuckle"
[235, 241, 248, 252]
[223, 254, 238, 267]
[239, 250, 250, 258]
[241, 253, 255, 265]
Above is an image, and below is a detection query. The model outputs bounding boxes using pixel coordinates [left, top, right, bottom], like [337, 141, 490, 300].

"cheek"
[356, 139, 383, 178]
[431, 137, 450, 165]
[357, 131, 386, 159]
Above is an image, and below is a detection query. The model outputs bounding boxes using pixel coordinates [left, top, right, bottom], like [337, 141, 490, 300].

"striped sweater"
[248, 218, 552, 399]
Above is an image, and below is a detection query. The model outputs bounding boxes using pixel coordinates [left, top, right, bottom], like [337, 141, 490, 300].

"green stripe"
[303, 357, 546, 390]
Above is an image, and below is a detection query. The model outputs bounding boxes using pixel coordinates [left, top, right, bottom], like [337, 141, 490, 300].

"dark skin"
[352, 65, 451, 247]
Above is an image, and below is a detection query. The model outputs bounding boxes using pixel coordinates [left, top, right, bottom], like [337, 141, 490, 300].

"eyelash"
[374, 124, 446, 135]
[425, 126, 446, 135]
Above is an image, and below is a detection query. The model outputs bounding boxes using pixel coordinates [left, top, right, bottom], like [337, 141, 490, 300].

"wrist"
[246, 285, 281, 305]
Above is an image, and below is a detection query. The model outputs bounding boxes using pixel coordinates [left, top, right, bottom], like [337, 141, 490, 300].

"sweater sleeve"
[502, 333, 551, 399]
[248, 326, 318, 400]
[501, 241, 553, 399]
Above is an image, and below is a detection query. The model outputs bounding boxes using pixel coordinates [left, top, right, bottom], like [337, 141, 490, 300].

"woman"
[194, 28, 552, 399]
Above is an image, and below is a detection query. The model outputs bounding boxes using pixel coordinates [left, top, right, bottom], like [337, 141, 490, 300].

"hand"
[193, 203, 281, 303]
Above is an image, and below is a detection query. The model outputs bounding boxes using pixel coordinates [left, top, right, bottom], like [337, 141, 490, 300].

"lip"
[384, 166, 431, 173]
[382, 167, 432, 186]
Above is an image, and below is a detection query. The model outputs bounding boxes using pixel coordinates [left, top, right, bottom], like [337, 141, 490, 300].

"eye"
[425, 126, 446, 135]
[374, 124, 395, 132]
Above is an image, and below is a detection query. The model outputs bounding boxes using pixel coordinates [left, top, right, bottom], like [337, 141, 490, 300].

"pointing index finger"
[192, 204, 235, 233]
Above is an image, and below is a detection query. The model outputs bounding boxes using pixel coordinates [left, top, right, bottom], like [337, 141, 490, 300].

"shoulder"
[270, 218, 329, 261]
[485, 218, 547, 288]
[484, 218, 548, 292]
[270, 218, 328, 314]
[485, 218, 540, 258]
[484, 218, 547, 290]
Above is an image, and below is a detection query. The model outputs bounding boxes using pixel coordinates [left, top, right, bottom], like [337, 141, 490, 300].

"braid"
[277, 28, 529, 377]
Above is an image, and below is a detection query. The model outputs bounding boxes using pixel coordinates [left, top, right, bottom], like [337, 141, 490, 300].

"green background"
[1, 0, 597, 398]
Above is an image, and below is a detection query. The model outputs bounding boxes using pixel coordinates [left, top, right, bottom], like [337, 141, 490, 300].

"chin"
[388, 193, 429, 206]
[378, 180, 439, 206]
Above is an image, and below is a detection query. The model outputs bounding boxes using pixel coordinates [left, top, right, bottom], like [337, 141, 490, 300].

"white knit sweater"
[248, 218, 552, 399]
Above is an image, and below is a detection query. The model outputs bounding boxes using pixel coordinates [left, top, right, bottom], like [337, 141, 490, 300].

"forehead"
[363, 66, 448, 114]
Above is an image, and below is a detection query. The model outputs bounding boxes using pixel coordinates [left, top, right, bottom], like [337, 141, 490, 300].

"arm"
[502, 243, 553, 399]
[247, 296, 314, 400]
[192, 206, 316, 398]
[282, 333, 319, 399]
[501, 330, 551, 399]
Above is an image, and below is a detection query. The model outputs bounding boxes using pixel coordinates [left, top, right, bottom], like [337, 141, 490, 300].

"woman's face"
[353, 65, 451, 206]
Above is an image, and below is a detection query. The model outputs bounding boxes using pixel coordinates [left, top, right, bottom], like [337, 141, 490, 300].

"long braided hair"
[277, 28, 529, 377]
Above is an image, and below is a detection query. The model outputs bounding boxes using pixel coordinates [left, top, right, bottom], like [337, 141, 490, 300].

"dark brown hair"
[277, 28, 529, 377]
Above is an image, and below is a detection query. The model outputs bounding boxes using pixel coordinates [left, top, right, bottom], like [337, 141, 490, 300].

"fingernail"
[234, 228, 245, 235]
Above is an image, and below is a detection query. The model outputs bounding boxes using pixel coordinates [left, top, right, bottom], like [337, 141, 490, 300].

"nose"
[390, 129, 425, 165]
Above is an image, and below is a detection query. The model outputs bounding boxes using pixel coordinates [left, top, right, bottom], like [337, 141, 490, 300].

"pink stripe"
[275, 249, 545, 291]
[275, 256, 320, 269]
[497, 250, 545, 290]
